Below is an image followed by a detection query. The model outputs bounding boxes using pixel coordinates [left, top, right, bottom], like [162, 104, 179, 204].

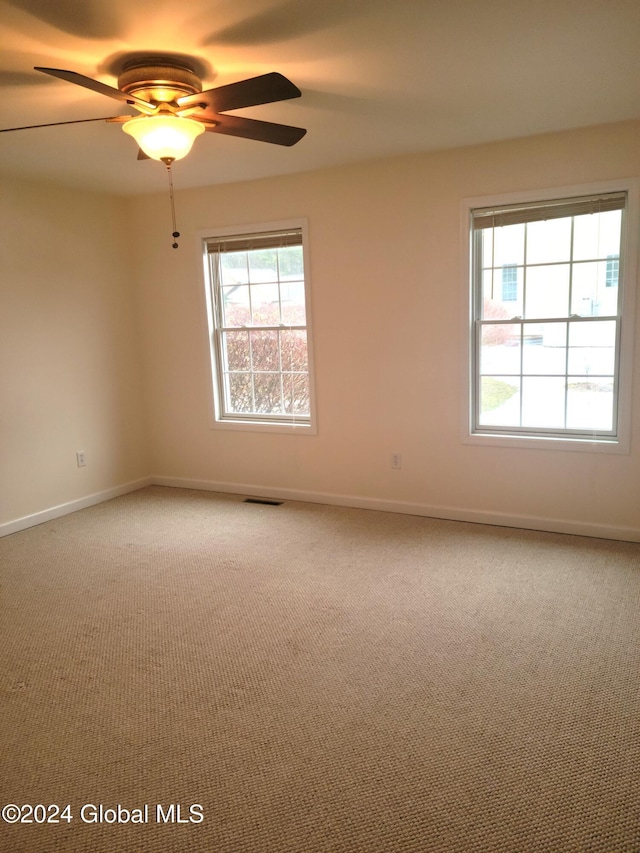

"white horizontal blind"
[206, 229, 302, 254]
[472, 192, 626, 230]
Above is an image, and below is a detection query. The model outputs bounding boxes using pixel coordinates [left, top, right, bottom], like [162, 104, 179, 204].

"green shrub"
[482, 377, 517, 411]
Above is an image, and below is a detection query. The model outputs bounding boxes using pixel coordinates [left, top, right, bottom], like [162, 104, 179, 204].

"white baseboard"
[3, 474, 638, 543]
[0, 478, 153, 538]
[152, 475, 640, 543]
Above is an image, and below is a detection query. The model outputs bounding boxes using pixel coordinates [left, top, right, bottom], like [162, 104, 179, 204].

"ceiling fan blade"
[177, 72, 301, 114]
[0, 116, 126, 133]
[203, 113, 306, 146]
[34, 67, 157, 114]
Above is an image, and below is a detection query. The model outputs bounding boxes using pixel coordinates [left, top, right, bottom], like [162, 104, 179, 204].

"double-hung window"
[466, 185, 637, 448]
[202, 221, 315, 432]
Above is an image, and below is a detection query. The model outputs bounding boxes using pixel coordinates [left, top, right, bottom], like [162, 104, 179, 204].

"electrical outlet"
[76, 451, 86, 468]
[391, 453, 402, 469]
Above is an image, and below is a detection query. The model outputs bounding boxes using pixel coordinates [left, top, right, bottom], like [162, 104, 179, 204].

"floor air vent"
[244, 498, 283, 506]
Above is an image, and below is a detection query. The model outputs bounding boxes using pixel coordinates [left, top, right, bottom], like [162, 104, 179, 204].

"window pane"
[227, 373, 252, 412]
[525, 264, 570, 318]
[482, 271, 523, 317]
[481, 228, 494, 269]
[526, 217, 572, 264]
[249, 248, 278, 282]
[571, 262, 603, 317]
[494, 223, 525, 267]
[567, 321, 616, 376]
[522, 323, 567, 375]
[478, 376, 520, 426]
[573, 210, 622, 261]
[250, 330, 280, 371]
[480, 323, 521, 375]
[281, 281, 307, 325]
[566, 379, 614, 430]
[521, 377, 566, 427]
[481, 271, 500, 309]
[571, 261, 618, 317]
[279, 245, 304, 277]
[280, 330, 308, 373]
[283, 373, 310, 415]
[250, 283, 280, 325]
[221, 284, 250, 326]
[253, 373, 282, 413]
[482, 223, 525, 268]
[220, 251, 249, 285]
[482, 293, 519, 324]
[223, 330, 250, 371]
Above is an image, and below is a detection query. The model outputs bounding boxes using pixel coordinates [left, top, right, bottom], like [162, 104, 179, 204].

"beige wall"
[0, 176, 148, 528]
[129, 120, 640, 540]
[2, 120, 639, 539]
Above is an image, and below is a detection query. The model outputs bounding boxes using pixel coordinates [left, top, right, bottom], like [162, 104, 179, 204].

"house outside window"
[201, 220, 316, 433]
[501, 264, 518, 301]
[463, 184, 638, 450]
[606, 254, 619, 288]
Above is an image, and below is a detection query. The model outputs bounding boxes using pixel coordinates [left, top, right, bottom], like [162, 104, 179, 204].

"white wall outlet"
[76, 451, 86, 468]
[391, 452, 402, 469]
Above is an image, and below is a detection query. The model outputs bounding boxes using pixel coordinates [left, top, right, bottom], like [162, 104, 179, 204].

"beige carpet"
[1, 485, 639, 853]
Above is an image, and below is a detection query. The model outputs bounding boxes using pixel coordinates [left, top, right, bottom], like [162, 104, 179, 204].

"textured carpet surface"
[1, 486, 639, 852]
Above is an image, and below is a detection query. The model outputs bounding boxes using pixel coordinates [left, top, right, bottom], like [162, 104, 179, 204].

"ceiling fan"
[1, 55, 306, 247]
[0, 54, 307, 163]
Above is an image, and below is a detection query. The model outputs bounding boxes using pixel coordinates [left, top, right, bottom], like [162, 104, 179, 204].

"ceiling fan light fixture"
[122, 114, 204, 161]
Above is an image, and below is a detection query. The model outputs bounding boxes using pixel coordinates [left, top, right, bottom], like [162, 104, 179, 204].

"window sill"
[463, 430, 628, 454]
[211, 417, 317, 435]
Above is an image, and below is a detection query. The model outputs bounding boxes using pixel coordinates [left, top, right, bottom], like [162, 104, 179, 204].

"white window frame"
[199, 218, 317, 434]
[461, 180, 638, 453]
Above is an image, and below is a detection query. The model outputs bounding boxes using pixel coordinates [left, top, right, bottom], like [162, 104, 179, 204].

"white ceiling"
[1, 0, 639, 196]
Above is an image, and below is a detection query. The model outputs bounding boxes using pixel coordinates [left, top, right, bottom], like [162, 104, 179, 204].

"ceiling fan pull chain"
[163, 157, 180, 249]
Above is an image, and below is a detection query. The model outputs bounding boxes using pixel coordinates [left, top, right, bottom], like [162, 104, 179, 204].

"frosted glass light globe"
[123, 115, 205, 161]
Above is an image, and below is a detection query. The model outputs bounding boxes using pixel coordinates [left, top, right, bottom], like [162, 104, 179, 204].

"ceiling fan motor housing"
[117, 58, 202, 104]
